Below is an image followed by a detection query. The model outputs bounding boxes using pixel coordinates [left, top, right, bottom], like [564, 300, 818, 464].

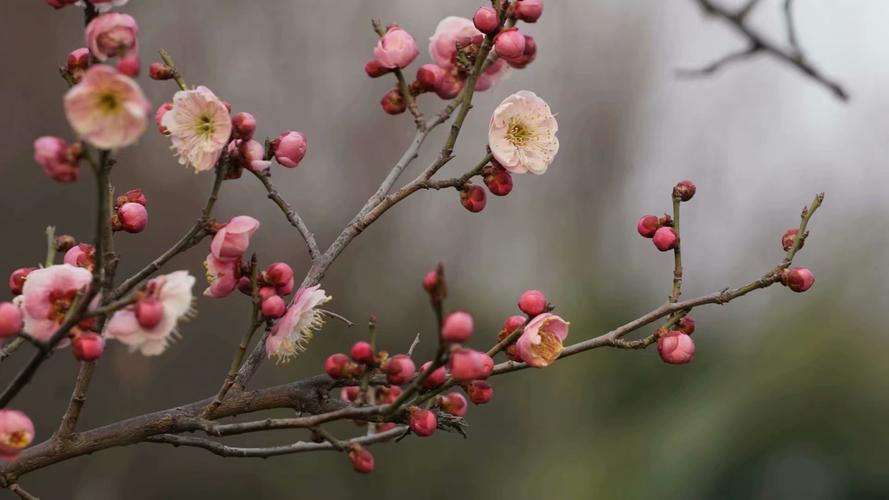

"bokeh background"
[2, 0, 888, 498]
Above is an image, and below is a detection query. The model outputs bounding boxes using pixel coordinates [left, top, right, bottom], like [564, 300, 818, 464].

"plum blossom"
[488, 90, 559, 175]
[105, 271, 195, 356]
[16, 265, 92, 341]
[33, 136, 80, 182]
[0, 409, 35, 462]
[373, 26, 418, 69]
[85, 13, 138, 61]
[428, 16, 511, 92]
[64, 65, 150, 150]
[210, 216, 260, 262]
[203, 254, 239, 298]
[265, 285, 331, 363]
[161, 86, 232, 173]
[516, 313, 569, 368]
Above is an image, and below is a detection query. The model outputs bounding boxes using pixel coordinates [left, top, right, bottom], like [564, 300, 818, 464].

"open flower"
[64, 65, 150, 150]
[265, 285, 331, 363]
[210, 216, 260, 262]
[488, 90, 559, 175]
[17, 264, 92, 341]
[516, 313, 569, 368]
[374, 26, 418, 69]
[161, 86, 232, 173]
[0, 409, 35, 462]
[203, 254, 239, 298]
[105, 271, 195, 356]
[428, 16, 510, 92]
[85, 12, 138, 61]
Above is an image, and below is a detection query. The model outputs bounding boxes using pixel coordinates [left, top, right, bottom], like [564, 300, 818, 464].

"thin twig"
[249, 169, 320, 260]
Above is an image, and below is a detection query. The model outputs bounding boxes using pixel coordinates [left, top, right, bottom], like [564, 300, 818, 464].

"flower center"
[49, 289, 78, 322]
[1, 431, 32, 450]
[195, 115, 215, 138]
[506, 118, 533, 147]
[531, 329, 564, 366]
[97, 92, 121, 114]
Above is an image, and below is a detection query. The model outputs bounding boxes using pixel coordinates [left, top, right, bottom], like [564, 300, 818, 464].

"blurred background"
[2, 0, 888, 498]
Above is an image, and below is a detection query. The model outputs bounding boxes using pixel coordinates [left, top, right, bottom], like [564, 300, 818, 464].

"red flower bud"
[72, 332, 104, 361]
[421, 361, 447, 389]
[441, 311, 474, 343]
[438, 392, 468, 417]
[380, 88, 406, 115]
[149, 62, 175, 80]
[781, 228, 801, 252]
[231, 112, 257, 141]
[264, 262, 294, 292]
[483, 164, 513, 196]
[351, 341, 374, 364]
[325, 353, 352, 379]
[657, 330, 695, 364]
[784, 267, 815, 293]
[116, 54, 140, 77]
[409, 407, 437, 437]
[385, 354, 416, 385]
[135, 298, 164, 329]
[494, 28, 526, 59]
[673, 180, 696, 202]
[465, 380, 494, 405]
[652, 227, 678, 251]
[261, 294, 286, 319]
[460, 184, 487, 213]
[0, 303, 23, 338]
[677, 315, 695, 335]
[637, 214, 660, 238]
[416, 64, 445, 91]
[9, 268, 36, 296]
[518, 289, 547, 317]
[514, 0, 544, 23]
[340, 386, 361, 402]
[364, 59, 390, 78]
[348, 444, 375, 473]
[473, 6, 500, 33]
[117, 202, 148, 233]
[449, 348, 493, 381]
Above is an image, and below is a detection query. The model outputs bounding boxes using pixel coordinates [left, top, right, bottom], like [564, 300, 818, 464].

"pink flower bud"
[500, 315, 526, 336]
[473, 6, 500, 33]
[231, 112, 256, 141]
[505, 35, 537, 69]
[116, 53, 140, 77]
[72, 332, 104, 361]
[673, 180, 696, 201]
[494, 28, 525, 59]
[8, 268, 36, 296]
[340, 386, 360, 402]
[258, 286, 277, 303]
[148, 62, 175, 80]
[380, 88, 406, 115]
[373, 26, 419, 69]
[261, 294, 286, 319]
[785, 267, 815, 293]
[118, 188, 147, 207]
[348, 444, 375, 473]
[483, 164, 513, 196]
[409, 407, 437, 437]
[421, 361, 447, 389]
[515, 0, 544, 23]
[441, 311, 474, 343]
[135, 298, 164, 329]
[0, 303, 23, 338]
[422, 270, 438, 294]
[234, 139, 271, 173]
[637, 214, 660, 238]
[677, 315, 695, 335]
[85, 13, 139, 61]
[155, 102, 173, 135]
[518, 290, 547, 317]
[385, 354, 416, 385]
[465, 380, 494, 405]
[351, 341, 374, 364]
[438, 392, 468, 417]
[781, 228, 801, 252]
[0, 409, 35, 461]
[33, 136, 79, 183]
[657, 330, 695, 364]
[210, 216, 260, 262]
[264, 262, 293, 290]
[66, 47, 90, 83]
[64, 243, 95, 270]
[272, 131, 308, 168]
[449, 348, 493, 381]
[652, 227, 679, 251]
[435, 72, 464, 99]
[416, 64, 445, 91]
[377, 385, 402, 404]
[325, 353, 351, 379]
[364, 58, 391, 78]
[117, 202, 148, 233]
[460, 184, 487, 213]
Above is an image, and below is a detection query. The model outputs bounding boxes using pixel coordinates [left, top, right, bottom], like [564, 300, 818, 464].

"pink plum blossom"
[0, 409, 35, 461]
[17, 264, 92, 341]
[428, 17, 511, 92]
[210, 216, 260, 262]
[373, 26, 419, 69]
[161, 86, 232, 173]
[516, 313, 569, 368]
[85, 13, 138, 61]
[203, 254, 239, 298]
[33, 136, 79, 183]
[657, 330, 695, 364]
[105, 271, 195, 356]
[64, 65, 150, 150]
[265, 285, 332, 363]
[488, 90, 559, 175]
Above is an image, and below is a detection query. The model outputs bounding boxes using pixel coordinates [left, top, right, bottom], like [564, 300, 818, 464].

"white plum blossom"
[161, 86, 232, 173]
[488, 90, 559, 175]
[265, 285, 332, 363]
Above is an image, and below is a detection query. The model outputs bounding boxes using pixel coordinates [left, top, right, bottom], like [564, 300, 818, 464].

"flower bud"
[85, 12, 139, 61]
[340, 386, 360, 402]
[325, 353, 352, 379]
[0, 409, 35, 461]
[33, 136, 79, 183]
[652, 227, 678, 251]
[261, 294, 286, 319]
[154, 102, 173, 135]
[72, 332, 104, 361]
[483, 164, 513, 196]
[672, 180, 696, 202]
[264, 262, 294, 292]
[781, 228, 801, 252]
[374, 26, 419, 69]
[258, 286, 277, 303]
[135, 298, 164, 329]
[231, 112, 256, 141]
[784, 267, 815, 293]
[0, 303, 23, 338]
[422, 270, 438, 294]
[465, 380, 494, 405]
[385, 354, 416, 385]
[117, 202, 148, 233]
[348, 444, 375, 474]
[438, 392, 468, 417]
[515, 0, 544, 22]
[494, 28, 525, 59]
[116, 53, 140, 77]
[149, 62, 175, 80]
[518, 289, 547, 317]
[380, 88, 406, 115]
[460, 184, 487, 213]
[449, 348, 493, 381]
[677, 315, 695, 335]
[351, 341, 374, 364]
[421, 361, 447, 389]
[435, 73, 464, 99]
[441, 311, 474, 343]
[505, 35, 537, 69]
[637, 214, 660, 238]
[8, 268, 36, 296]
[657, 330, 695, 364]
[66, 47, 90, 83]
[64, 243, 95, 270]
[408, 407, 437, 437]
[377, 385, 402, 404]
[272, 131, 308, 168]
[473, 6, 500, 33]
[364, 58, 391, 78]
[416, 64, 445, 91]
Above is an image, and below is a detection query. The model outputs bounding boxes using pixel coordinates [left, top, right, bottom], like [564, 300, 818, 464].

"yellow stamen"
[531, 330, 564, 366]
[506, 118, 534, 147]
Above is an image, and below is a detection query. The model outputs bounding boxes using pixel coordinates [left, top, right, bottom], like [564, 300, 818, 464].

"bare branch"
[249, 169, 320, 260]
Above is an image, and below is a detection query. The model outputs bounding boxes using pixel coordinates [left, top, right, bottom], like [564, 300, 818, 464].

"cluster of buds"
[83, 11, 141, 77]
[242, 262, 295, 319]
[111, 188, 148, 233]
[656, 316, 696, 365]
[778, 228, 815, 293]
[202, 216, 261, 299]
[32, 137, 83, 183]
[637, 180, 696, 251]
[458, 158, 515, 213]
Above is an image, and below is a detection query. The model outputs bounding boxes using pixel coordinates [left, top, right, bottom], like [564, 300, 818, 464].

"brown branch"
[249, 169, 320, 260]
[55, 362, 96, 439]
[8, 483, 38, 500]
